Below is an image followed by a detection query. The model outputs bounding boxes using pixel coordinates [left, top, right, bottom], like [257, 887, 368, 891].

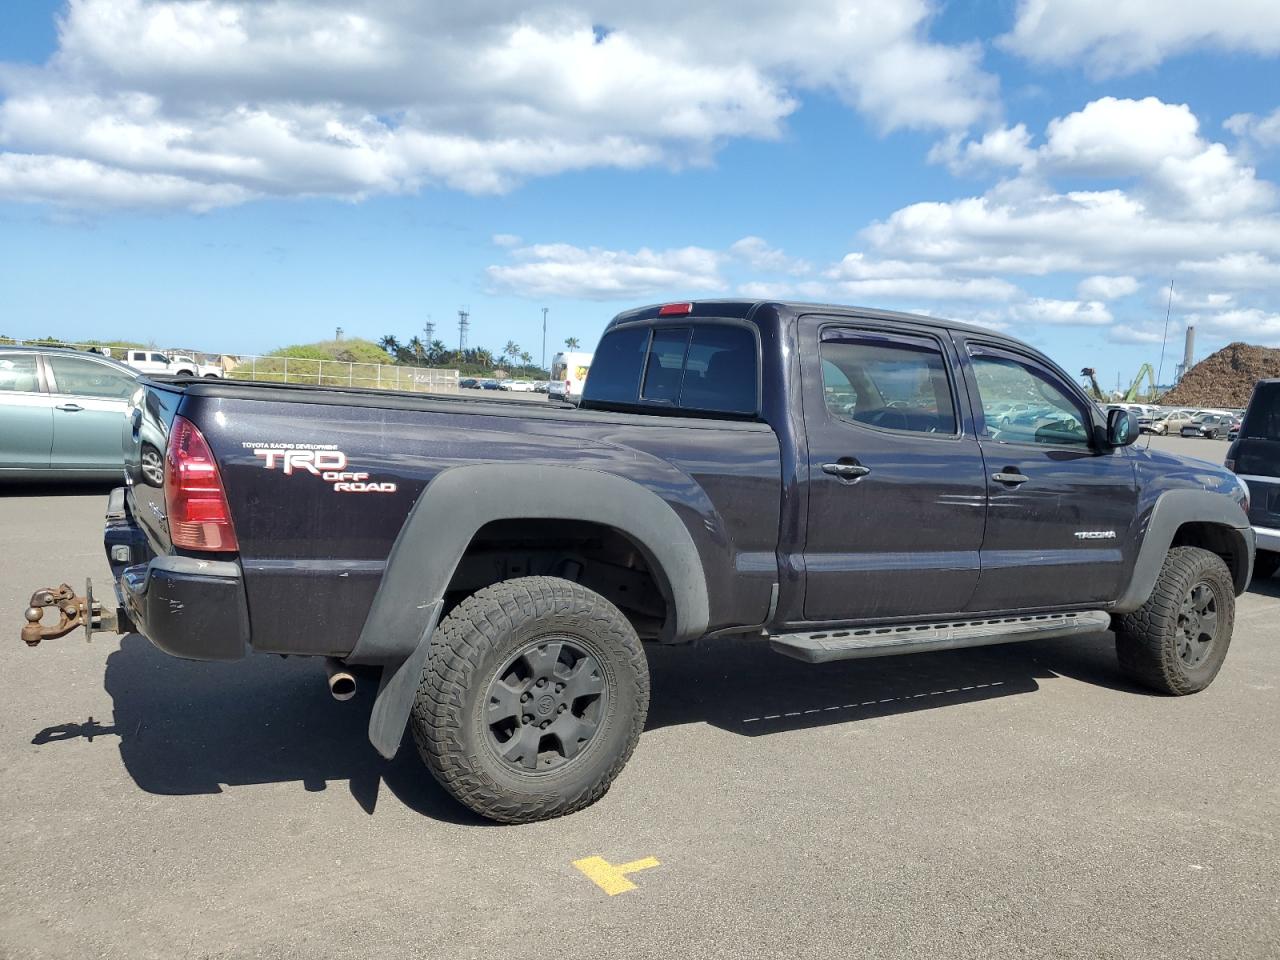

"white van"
[549, 351, 592, 399]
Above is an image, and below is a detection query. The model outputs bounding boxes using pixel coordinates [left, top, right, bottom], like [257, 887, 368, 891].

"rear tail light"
[164, 415, 239, 551]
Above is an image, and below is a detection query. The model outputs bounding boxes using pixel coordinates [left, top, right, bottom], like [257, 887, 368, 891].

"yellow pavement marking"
[572, 855, 661, 895]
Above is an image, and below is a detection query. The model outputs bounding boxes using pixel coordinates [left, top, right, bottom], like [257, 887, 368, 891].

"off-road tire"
[1253, 550, 1280, 582]
[1114, 546, 1235, 695]
[411, 577, 649, 823]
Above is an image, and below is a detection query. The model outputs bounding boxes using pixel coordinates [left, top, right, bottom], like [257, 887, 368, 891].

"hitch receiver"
[21, 579, 118, 647]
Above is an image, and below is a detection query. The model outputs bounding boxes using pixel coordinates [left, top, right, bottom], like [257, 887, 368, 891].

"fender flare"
[352, 462, 710, 758]
[1112, 489, 1254, 614]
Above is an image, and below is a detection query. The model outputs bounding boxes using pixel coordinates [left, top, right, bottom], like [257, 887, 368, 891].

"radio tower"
[457, 308, 470, 357]
[423, 314, 434, 345]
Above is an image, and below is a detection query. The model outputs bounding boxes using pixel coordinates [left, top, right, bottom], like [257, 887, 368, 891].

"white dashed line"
[741, 681, 1007, 724]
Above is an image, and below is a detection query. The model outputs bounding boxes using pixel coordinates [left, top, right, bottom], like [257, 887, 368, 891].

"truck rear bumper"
[106, 487, 249, 661]
[116, 557, 250, 661]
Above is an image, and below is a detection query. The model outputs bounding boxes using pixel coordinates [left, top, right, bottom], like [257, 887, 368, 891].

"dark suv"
[1227, 379, 1280, 579]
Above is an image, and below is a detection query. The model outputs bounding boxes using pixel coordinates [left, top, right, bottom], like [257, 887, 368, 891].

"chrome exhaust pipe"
[324, 657, 357, 702]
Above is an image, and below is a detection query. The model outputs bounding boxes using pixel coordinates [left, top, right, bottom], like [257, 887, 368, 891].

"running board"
[769, 610, 1112, 664]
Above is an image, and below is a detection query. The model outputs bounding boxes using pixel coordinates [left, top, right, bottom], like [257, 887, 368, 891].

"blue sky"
[2, 2, 1279, 387]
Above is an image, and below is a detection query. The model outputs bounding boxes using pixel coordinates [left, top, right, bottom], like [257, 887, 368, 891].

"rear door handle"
[55, 403, 84, 412]
[823, 462, 871, 480]
[992, 471, 1028, 485]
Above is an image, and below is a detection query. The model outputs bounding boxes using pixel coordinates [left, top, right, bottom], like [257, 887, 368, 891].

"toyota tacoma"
[20, 301, 1255, 823]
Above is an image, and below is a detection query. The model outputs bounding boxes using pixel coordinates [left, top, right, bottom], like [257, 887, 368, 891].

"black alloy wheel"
[484, 636, 607, 773]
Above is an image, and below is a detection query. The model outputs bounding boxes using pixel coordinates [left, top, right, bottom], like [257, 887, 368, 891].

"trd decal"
[247, 444, 397, 493]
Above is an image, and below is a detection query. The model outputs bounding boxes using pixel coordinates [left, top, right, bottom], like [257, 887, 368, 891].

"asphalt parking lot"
[1, 434, 1276, 959]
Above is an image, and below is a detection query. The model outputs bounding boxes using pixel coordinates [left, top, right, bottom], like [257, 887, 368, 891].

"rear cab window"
[582, 321, 759, 417]
[1241, 382, 1280, 442]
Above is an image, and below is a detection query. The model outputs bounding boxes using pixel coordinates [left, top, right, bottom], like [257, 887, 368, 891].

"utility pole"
[423, 314, 434, 345]
[541, 307, 548, 372]
[457, 308, 469, 358]
[334, 326, 343, 341]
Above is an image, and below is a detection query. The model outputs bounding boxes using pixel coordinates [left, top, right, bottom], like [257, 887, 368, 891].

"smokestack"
[1182, 325, 1195, 377]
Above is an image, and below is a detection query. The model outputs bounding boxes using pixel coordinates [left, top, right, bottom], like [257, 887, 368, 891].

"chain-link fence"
[224, 355, 460, 393]
[2, 339, 460, 395]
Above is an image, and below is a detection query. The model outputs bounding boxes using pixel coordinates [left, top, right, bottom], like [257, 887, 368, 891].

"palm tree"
[427, 339, 447, 365]
[474, 348, 494, 369]
[564, 336, 580, 350]
[407, 336, 425, 365]
[502, 340, 521, 366]
[379, 334, 400, 356]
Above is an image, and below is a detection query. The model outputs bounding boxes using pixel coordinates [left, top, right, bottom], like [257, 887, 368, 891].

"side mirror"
[1107, 408, 1139, 447]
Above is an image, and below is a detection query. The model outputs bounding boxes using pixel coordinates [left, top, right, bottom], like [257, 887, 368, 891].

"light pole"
[541, 307, 548, 372]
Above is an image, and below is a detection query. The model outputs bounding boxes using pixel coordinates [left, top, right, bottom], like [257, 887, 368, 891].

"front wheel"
[411, 577, 649, 823]
[1114, 547, 1235, 695]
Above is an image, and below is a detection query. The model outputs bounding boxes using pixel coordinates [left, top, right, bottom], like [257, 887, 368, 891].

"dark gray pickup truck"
[22, 300, 1255, 822]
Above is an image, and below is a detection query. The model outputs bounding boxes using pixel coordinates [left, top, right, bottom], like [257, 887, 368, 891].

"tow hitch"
[21, 580, 121, 647]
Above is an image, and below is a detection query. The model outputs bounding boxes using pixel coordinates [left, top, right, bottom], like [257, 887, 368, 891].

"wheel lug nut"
[522, 714, 533, 724]
[540, 720, 550, 729]
[554, 683, 564, 693]
[520, 693, 531, 702]
[536, 678, 546, 688]
[557, 704, 566, 713]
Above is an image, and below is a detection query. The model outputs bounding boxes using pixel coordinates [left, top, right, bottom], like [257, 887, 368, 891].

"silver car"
[0, 346, 140, 481]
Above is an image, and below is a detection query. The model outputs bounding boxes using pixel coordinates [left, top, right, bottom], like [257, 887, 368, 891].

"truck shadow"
[644, 630, 1139, 735]
[34, 629, 1136, 823]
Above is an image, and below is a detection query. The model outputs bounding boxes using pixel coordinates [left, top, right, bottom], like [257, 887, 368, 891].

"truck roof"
[606, 299, 1018, 343]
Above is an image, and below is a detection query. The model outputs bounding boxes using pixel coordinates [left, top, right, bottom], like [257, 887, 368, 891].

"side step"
[770, 610, 1112, 664]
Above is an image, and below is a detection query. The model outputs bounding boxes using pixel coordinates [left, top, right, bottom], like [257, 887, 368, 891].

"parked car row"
[1123, 406, 1244, 438]
[459, 378, 547, 392]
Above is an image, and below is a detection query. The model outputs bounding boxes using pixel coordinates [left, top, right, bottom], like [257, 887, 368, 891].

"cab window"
[969, 348, 1090, 447]
[818, 329, 957, 435]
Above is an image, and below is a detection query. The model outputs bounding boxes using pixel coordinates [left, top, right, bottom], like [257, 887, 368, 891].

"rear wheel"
[1114, 547, 1235, 695]
[411, 577, 649, 823]
[1254, 550, 1280, 582]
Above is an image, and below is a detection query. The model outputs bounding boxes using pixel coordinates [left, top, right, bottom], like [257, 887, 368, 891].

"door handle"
[991, 471, 1028, 485]
[55, 403, 84, 412]
[823, 462, 871, 480]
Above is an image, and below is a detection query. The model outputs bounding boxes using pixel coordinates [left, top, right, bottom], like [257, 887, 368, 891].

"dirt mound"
[1161, 342, 1280, 408]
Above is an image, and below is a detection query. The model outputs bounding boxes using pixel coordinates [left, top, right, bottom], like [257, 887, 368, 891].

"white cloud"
[1198, 308, 1280, 345]
[487, 242, 724, 300]
[1010, 298, 1113, 326]
[939, 98, 1275, 219]
[1175, 252, 1280, 288]
[736, 280, 828, 300]
[835, 276, 1020, 301]
[1107, 325, 1166, 345]
[491, 233, 521, 247]
[1226, 108, 1280, 148]
[930, 123, 1036, 175]
[1001, 0, 1280, 75]
[729, 236, 811, 275]
[1078, 275, 1138, 300]
[0, 0, 999, 210]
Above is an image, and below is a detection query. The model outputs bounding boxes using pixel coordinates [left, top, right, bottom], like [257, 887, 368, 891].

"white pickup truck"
[120, 349, 223, 378]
